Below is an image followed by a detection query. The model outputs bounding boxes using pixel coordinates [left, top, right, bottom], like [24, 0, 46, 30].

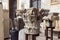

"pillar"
[0, 3, 4, 40]
[3, 10, 9, 39]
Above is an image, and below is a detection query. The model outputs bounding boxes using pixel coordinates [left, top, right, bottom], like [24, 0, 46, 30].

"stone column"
[3, 10, 9, 39]
[0, 3, 4, 40]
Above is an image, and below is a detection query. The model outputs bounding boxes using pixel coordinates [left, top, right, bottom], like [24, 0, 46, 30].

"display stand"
[25, 34, 39, 40]
[46, 27, 55, 40]
[58, 32, 60, 39]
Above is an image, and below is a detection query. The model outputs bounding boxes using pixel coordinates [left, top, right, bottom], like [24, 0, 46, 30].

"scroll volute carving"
[37, 9, 49, 20]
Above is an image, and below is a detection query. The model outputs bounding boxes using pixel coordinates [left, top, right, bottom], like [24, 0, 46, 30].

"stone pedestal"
[46, 27, 55, 40]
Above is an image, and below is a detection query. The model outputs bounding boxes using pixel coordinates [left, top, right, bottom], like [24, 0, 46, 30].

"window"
[2, 0, 9, 10]
[0, 0, 2, 2]
[17, 0, 30, 10]
[30, 0, 41, 8]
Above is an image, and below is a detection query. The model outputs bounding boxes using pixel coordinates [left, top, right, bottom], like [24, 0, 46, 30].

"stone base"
[25, 28, 39, 35]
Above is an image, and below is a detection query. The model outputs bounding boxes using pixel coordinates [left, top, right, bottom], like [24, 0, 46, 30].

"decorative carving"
[18, 8, 49, 34]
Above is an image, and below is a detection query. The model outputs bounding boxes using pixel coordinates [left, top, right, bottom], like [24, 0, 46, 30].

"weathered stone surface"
[17, 8, 50, 35]
[3, 10, 9, 38]
[0, 3, 4, 40]
[22, 8, 40, 34]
